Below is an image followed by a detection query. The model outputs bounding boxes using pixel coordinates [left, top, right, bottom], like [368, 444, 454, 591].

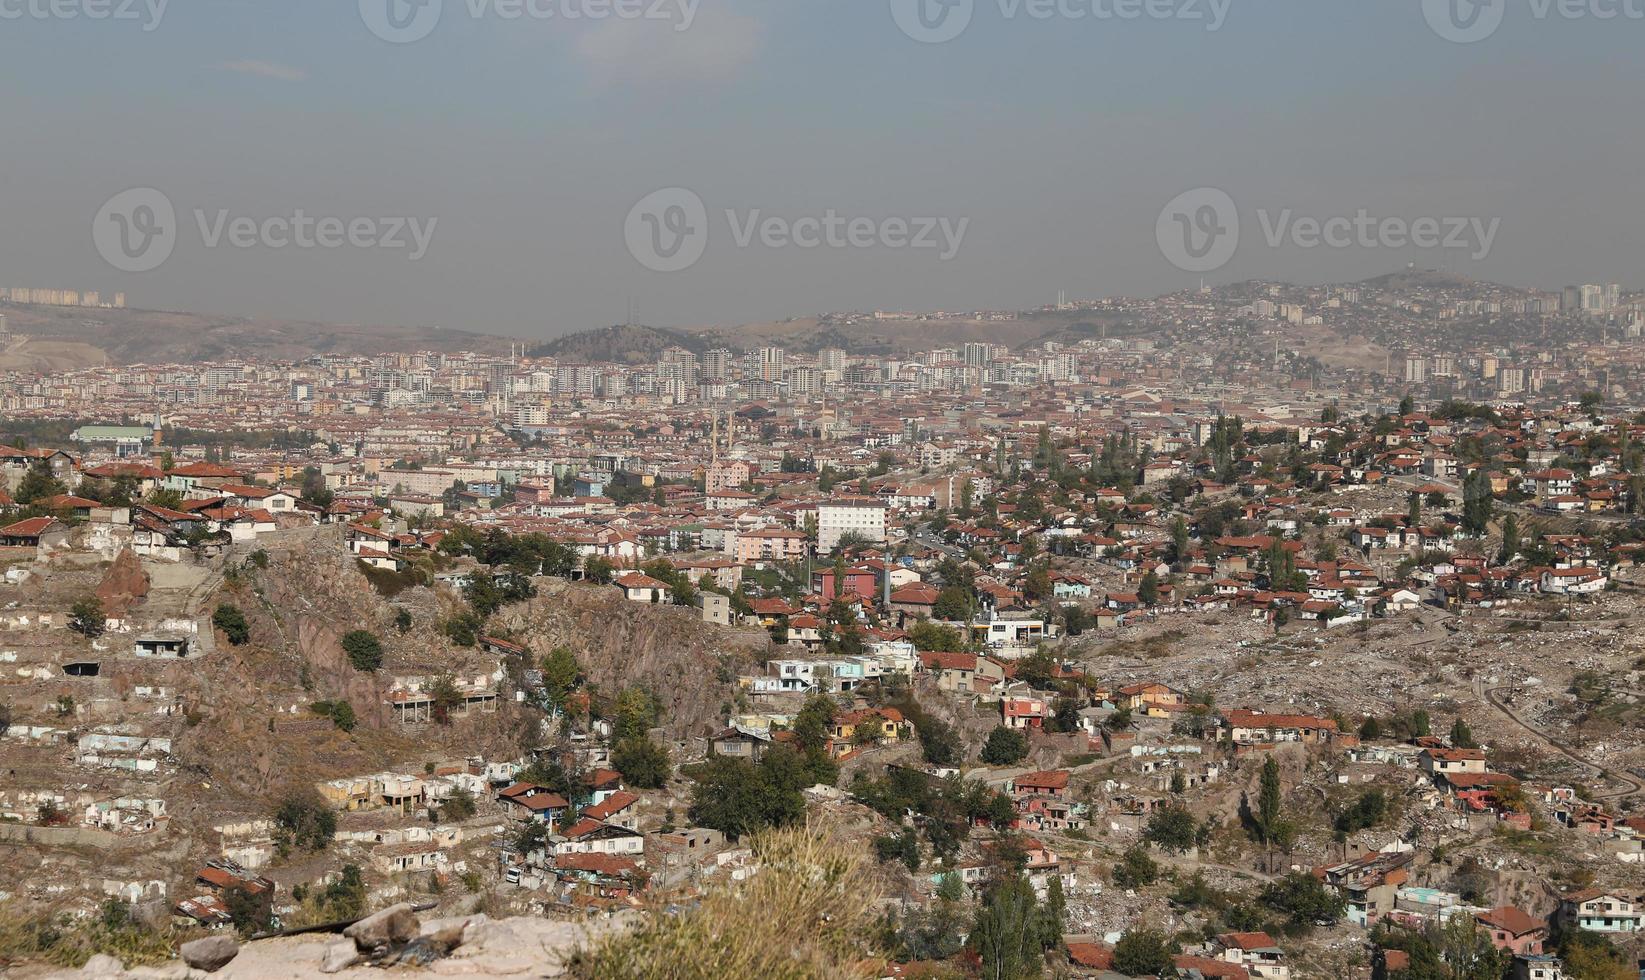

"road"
[1473, 676, 1644, 801]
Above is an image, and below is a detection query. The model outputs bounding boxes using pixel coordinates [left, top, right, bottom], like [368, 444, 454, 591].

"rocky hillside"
[494, 579, 772, 737]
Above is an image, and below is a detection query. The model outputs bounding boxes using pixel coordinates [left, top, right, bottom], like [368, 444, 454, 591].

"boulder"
[180, 935, 239, 972]
[95, 548, 150, 617]
[320, 939, 362, 974]
[79, 953, 126, 976]
[343, 902, 420, 954]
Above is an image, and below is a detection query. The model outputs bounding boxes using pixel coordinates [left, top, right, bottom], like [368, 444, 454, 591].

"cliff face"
[498, 580, 772, 737]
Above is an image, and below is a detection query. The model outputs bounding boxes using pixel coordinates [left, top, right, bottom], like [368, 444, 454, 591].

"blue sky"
[2, 0, 1641, 336]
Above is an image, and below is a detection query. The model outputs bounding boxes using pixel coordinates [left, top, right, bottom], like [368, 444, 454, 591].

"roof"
[1223, 709, 1337, 731]
[1174, 954, 1249, 979]
[582, 791, 639, 822]
[1475, 905, 1544, 936]
[1015, 770, 1070, 790]
[1217, 931, 1279, 951]
[1, 516, 62, 538]
[1065, 942, 1114, 970]
[554, 852, 639, 876]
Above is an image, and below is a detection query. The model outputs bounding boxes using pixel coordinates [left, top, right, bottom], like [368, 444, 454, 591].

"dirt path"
[1474, 677, 1643, 800]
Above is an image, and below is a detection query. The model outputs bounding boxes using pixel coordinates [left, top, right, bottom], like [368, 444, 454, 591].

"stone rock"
[319, 939, 361, 974]
[95, 547, 150, 617]
[80, 953, 126, 977]
[125, 964, 195, 980]
[180, 935, 240, 972]
[343, 902, 420, 954]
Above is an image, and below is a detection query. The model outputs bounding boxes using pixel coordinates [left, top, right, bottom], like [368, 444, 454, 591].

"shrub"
[69, 597, 106, 638]
[213, 603, 251, 645]
[1112, 845, 1159, 889]
[308, 700, 356, 732]
[440, 788, 477, 822]
[340, 630, 383, 672]
[980, 726, 1028, 766]
[1112, 927, 1174, 977]
[611, 736, 671, 789]
[274, 792, 337, 852]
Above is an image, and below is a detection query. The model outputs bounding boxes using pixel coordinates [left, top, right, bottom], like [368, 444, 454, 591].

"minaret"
[710, 410, 720, 465]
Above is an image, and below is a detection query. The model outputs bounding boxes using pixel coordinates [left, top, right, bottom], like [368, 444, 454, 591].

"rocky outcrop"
[500, 581, 771, 736]
[95, 548, 150, 618]
[17, 914, 622, 979]
[296, 617, 392, 730]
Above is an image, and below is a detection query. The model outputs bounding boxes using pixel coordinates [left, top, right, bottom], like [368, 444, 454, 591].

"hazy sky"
[2, 0, 1641, 338]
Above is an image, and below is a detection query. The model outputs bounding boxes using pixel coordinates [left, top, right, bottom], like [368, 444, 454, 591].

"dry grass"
[0, 906, 180, 969]
[569, 819, 884, 980]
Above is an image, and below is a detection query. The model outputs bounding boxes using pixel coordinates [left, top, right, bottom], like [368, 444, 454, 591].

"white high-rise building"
[817, 498, 887, 555]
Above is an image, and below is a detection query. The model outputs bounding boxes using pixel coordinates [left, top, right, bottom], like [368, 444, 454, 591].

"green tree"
[1112, 927, 1174, 977]
[14, 460, 67, 505]
[1462, 469, 1493, 536]
[981, 726, 1029, 766]
[273, 792, 336, 853]
[1112, 846, 1159, 889]
[933, 585, 973, 622]
[1138, 570, 1160, 607]
[429, 673, 463, 724]
[340, 630, 383, 672]
[1145, 805, 1199, 853]
[584, 556, 616, 584]
[69, 596, 107, 638]
[909, 620, 966, 652]
[308, 699, 356, 732]
[917, 715, 962, 767]
[1256, 755, 1282, 844]
[1450, 717, 1477, 750]
[792, 693, 837, 754]
[213, 603, 251, 645]
[612, 687, 660, 742]
[1498, 513, 1520, 564]
[1334, 788, 1388, 836]
[686, 749, 807, 840]
[440, 788, 477, 821]
[1558, 929, 1636, 980]
[611, 736, 671, 789]
[970, 875, 1047, 980]
[541, 646, 579, 710]
[1259, 872, 1345, 932]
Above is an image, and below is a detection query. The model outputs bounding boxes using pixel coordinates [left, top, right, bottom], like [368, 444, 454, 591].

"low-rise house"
[1475, 906, 1548, 956]
[552, 818, 645, 857]
[1002, 695, 1048, 730]
[1219, 710, 1339, 746]
[497, 782, 570, 825]
[708, 726, 773, 763]
[1419, 747, 1488, 780]
[1213, 931, 1288, 979]
[614, 571, 671, 603]
[1555, 889, 1640, 934]
[1314, 850, 1413, 926]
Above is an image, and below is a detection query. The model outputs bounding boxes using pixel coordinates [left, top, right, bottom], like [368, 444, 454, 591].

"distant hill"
[1355, 269, 1481, 292]
[531, 323, 717, 363]
[532, 308, 1152, 361]
[0, 302, 513, 368]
